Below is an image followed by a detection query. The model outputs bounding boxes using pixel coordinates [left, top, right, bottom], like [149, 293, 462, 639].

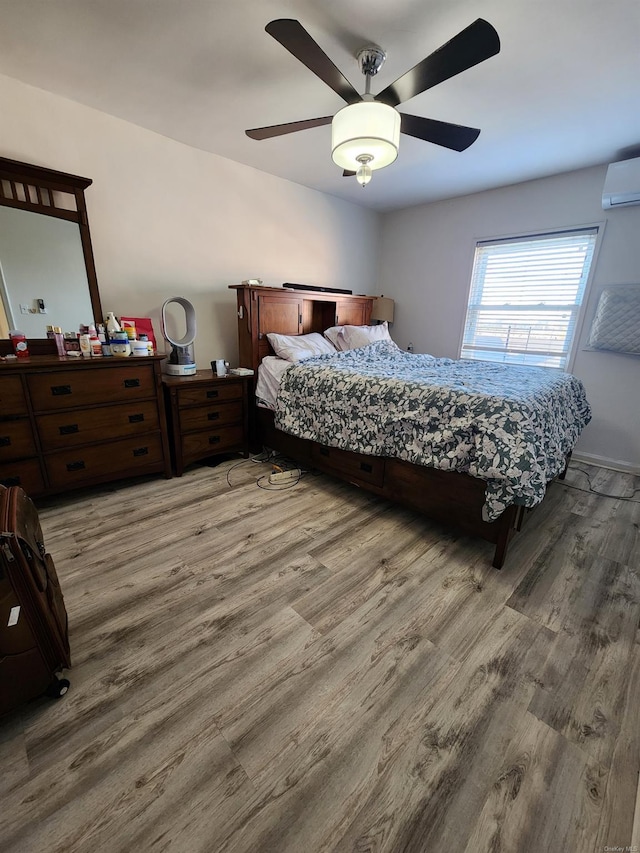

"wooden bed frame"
[231, 284, 566, 569]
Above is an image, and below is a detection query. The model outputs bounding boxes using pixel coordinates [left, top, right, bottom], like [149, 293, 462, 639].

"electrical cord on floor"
[255, 469, 304, 490]
[556, 464, 640, 503]
[224, 448, 307, 490]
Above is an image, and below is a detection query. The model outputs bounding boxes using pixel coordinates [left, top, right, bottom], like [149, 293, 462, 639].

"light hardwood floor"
[1, 459, 638, 853]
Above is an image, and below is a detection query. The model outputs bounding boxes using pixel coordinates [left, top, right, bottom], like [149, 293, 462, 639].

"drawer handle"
[128, 413, 145, 423]
[206, 390, 219, 399]
[0, 436, 11, 447]
[360, 462, 373, 473]
[51, 385, 72, 396]
[208, 435, 221, 445]
[124, 378, 140, 388]
[207, 412, 220, 421]
[66, 460, 85, 472]
[0, 475, 20, 486]
[132, 446, 149, 457]
[319, 446, 330, 457]
[59, 424, 79, 435]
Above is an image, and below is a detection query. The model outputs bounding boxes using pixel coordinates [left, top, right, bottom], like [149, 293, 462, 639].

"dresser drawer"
[182, 425, 245, 458]
[178, 401, 243, 433]
[177, 381, 243, 408]
[27, 365, 156, 411]
[45, 433, 165, 488]
[0, 375, 28, 417]
[0, 421, 37, 462]
[0, 458, 46, 495]
[311, 443, 385, 487]
[37, 401, 160, 451]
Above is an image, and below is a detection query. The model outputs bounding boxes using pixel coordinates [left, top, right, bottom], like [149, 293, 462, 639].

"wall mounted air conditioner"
[602, 157, 640, 209]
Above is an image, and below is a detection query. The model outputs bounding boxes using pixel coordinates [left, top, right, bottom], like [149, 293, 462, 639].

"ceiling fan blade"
[343, 170, 356, 177]
[266, 19, 361, 105]
[376, 18, 500, 107]
[400, 114, 480, 151]
[246, 116, 333, 140]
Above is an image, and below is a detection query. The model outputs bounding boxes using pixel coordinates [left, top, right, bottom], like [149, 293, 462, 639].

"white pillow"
[266, 332, 336, 362]
[323, 325, 345, 349]
[339, 321, 392, 350]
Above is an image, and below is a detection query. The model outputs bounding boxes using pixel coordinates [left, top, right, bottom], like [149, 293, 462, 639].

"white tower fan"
[161, 297, 197, 376]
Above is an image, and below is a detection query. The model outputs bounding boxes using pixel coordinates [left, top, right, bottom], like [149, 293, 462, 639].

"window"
[461, 227, 598, 369]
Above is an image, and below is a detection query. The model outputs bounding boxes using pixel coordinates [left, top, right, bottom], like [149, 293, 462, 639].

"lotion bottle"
[105, 312, 121, 336]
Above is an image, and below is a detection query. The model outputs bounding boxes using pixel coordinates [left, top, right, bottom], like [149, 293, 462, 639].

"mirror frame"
[0, 156, 103, 355]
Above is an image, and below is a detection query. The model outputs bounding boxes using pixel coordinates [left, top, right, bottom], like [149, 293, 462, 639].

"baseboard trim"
[571, 451, 640, 476]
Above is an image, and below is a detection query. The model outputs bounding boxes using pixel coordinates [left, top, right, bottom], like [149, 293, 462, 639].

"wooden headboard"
[229, 284, 375, 374]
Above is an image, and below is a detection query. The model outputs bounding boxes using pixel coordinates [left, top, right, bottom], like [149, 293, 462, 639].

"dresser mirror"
[0, 157, 103, 353]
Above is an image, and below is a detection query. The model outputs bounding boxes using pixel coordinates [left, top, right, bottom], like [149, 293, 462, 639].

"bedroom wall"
[0, 73, 380, 368]
[378, 166, 640, 472]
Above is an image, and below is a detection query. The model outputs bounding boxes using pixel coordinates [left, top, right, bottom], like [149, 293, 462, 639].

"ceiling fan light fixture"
[355, 155, 373, 187]
[331, 101, 400, 172]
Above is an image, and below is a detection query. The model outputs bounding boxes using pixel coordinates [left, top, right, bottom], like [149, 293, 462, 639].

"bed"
[231, 284, 591, 569]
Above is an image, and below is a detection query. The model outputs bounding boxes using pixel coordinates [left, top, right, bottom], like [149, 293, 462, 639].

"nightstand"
[162, 371, 250, 476]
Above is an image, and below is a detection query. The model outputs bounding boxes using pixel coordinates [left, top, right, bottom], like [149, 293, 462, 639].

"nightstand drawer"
[37, 401, 160, 451]
[182, 425, 245, 458]
[0, 458, 45, 495]
[0, 376, 28, 416]
[28, 365, 156, 411]
[178, 401, 243, 433]
[46, 433, 165, 488]
[0, 421, 37, 462]
[177, 381, 243, 408]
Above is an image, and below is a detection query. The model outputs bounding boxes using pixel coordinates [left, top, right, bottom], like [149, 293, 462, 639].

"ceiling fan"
[246, 18, 500, 186]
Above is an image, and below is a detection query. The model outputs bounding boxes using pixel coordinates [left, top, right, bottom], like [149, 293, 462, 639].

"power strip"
[268, 468, 301, 484]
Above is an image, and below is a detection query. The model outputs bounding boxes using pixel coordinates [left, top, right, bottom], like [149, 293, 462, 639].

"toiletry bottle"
[105, 312, 121, 336]
[90, 334, 103, 357]
[53, 326, 66, 357]
[79, 333, 92, 358]
[139, 334, 154, 355]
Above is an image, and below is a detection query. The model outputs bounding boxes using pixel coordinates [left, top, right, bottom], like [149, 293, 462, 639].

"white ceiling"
[0, 0, 639, 212]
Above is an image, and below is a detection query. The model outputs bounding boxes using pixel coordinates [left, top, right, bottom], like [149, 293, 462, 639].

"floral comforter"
[274, 340, 591, 521]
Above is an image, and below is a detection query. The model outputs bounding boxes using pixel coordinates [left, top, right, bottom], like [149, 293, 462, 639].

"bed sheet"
[256, 355, 292, 409]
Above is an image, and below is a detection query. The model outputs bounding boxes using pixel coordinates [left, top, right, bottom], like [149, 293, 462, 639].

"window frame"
[458, 222, 606, 372]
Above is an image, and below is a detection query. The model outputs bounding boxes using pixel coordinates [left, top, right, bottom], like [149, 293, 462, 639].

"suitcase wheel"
[46, 677, 70, 699]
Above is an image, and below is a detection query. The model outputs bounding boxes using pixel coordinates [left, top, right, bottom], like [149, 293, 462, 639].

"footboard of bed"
[257, 407, 524, 569]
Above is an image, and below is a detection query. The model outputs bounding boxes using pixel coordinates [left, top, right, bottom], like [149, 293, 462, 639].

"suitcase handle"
[124, 378, 140, 388]
[0, 475, 20, 486]
[128, 413, 145, 423]
[132, 446, 149, 457]
[59, 424, 79, 435]
[51, 385, 72, 396]
[66, 460, 86, 472]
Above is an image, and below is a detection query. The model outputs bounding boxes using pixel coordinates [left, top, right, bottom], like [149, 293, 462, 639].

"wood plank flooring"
[1, 458, 638, 853]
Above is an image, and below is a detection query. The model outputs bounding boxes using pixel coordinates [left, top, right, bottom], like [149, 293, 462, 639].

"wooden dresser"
[162, 371, 250, 475]
[229, 284, 375, 374]
[0, 355, 171, 497]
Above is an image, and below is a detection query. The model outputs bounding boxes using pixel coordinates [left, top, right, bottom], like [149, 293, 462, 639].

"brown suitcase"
[0, 484, 71, 715]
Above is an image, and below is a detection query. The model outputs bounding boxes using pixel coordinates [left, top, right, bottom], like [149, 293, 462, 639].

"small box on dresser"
[162, 371, 250, 476]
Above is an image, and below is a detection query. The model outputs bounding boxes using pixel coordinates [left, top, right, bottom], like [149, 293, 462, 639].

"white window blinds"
[461, 227, 598, 369]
